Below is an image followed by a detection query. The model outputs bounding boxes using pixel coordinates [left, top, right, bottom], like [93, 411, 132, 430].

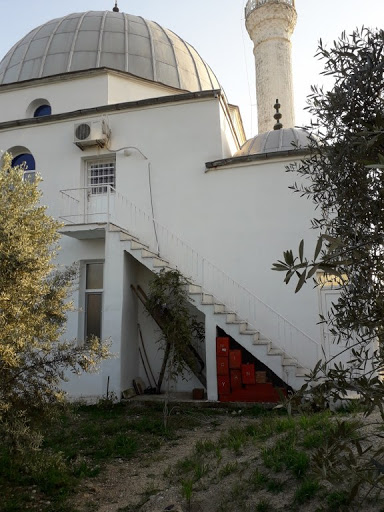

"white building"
[0, 0, 332, 402]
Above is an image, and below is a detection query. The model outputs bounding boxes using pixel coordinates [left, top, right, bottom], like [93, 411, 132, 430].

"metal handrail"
[245, 0, 295, 18]
[59, 185, 320, 368]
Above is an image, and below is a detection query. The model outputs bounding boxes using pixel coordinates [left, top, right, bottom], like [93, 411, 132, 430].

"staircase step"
[201, 293, 214, 305]
[240, 329, 259, 335]
[239, 323, 257, 334]
[152, 257, 170, 268]
[253, 336, 269, 345]
[295, 367, 310, 378]
[214, 303, 226, 313]
[268, 347, 284, 356]
[188, 284, 203, 294]
[119, 232, 138, 242]
[130, 241, 149, 250]
[226, 313, 238, 323]
[282, 357, 299, 367]
[141, 249, 160, 258]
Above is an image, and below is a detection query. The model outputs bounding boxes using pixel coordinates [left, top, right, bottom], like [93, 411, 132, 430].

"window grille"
[87, 160, 115, 194]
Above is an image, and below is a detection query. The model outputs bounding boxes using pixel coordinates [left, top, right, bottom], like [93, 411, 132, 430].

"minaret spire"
[245, 0, 297, 133]
[113, 1, 119, 12]
[273, 99, 283, 130]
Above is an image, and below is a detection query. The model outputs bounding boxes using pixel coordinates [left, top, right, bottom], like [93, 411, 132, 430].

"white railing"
[245, 0, 295, 17]
[59, 186, 320, 369]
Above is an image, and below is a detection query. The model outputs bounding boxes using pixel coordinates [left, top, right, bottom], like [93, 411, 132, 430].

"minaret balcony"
[245, 0, 295, 18]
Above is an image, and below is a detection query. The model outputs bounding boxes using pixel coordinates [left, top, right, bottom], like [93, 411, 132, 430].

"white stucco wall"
[0, 71, 192, 124]
[107, 74, 183, 105]
[0, 74, 109, 122]
[0, 83, 321, 399]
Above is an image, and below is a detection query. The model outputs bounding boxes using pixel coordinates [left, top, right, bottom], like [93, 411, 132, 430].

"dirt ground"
[72, 412, 237, 512]
[71, 409, 384, 512]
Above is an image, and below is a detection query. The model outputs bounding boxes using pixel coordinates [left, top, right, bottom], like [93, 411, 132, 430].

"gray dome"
[0, 11, 220, 91]
[234, 128, 311, 156]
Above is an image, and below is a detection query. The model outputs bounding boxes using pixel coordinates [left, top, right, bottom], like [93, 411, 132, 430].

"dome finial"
[273, 99, 283, 130]
[113, 1, 119, 12]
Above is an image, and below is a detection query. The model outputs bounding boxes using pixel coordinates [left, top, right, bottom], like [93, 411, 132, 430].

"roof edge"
[0, 89, 223, 131]
[0, 66, 190, 94]
[205, 148, 310, 170]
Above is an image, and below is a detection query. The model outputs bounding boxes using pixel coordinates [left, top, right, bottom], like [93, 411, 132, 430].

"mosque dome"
[234, 128, 311, 157]
[0, 10, 220, 91]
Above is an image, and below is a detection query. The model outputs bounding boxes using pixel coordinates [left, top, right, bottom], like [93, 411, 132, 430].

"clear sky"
[0, 0, 383, 138]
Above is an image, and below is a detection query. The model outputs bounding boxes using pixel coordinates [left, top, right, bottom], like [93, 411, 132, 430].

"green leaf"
[295, 270, 307, 293]
[307, 264, 320, 279]
[314, 236, 323, 261]
[299, 239, 304, 263]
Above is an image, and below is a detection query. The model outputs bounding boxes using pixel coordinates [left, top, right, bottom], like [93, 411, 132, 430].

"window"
[34, 104, 51, 117]
[26, 98, 51, 119]
[11, 153, 36, 182]
[87, 159, 115, 195]
[85, 263, 104, 339]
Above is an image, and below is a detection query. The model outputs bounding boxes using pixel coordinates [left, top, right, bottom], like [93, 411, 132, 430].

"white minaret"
[245, 0, 297, 134]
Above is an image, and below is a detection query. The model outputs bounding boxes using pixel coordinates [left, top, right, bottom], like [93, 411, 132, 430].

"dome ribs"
[66, 12, 90, 72]
[0, 10, 220, 92]
[96, 12, 108, 68]
[139, 16, 157, 83]
[153, 22, 181, 90]
[39, 14, 72, 78]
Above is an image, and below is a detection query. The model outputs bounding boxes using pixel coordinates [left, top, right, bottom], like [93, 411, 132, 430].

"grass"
[1, 403, 380, 512]
[0, 401, 222, 512]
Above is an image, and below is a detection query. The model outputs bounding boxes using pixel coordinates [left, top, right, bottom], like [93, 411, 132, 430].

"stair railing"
[60, 186, 320, 368]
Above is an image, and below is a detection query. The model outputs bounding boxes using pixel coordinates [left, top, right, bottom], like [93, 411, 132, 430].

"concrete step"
[141, 249, 159, 258]
[268, 347, 284, 356]
[120, 232, 135, 241]
[152, 257, 170, 268]
[130, 240, 148, 250]
[282, 357, 299, 367]
[226, 313, 238, 323]
[252, 333, 268, 345]
[188, 284, 203, 294]
[201, 293, 214, 305]
[214, 303, 226, 314]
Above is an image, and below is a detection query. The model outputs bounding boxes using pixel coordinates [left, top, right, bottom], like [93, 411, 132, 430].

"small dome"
[0, 11, 220, 92]
[234, 128, 311, 157]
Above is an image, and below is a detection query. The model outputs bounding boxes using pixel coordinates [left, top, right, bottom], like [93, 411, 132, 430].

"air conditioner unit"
[74, 120, 111, 150]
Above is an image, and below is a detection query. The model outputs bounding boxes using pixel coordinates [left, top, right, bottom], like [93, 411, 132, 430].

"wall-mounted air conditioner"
[74, 119, 111, 150]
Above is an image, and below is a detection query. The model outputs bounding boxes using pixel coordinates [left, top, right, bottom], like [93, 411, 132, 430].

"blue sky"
[0, 0, 383, 137]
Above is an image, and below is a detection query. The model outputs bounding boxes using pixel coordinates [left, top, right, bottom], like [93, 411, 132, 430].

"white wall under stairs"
[117, 226, 311, 394]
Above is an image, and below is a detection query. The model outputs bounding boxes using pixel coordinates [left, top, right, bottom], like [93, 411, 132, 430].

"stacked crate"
[216, 337, 285, 403]
[216, 337, 230, 395]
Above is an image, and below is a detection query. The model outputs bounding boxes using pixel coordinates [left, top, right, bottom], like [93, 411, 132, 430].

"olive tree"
[0, 153, 109, 451]
[273, 28, 384, 412]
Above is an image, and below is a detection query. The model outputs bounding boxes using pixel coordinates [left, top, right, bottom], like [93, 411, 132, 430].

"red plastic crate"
[229, 349, 242, 369]
[230, 369, 242, 390]
[241, 363, 255, 384]
[216, 337, 230, 357]
[217, 376, 231, 395]
[255, 371, 267, 384]
[217, 356, 229, 376]
[245, 383, 281, 402]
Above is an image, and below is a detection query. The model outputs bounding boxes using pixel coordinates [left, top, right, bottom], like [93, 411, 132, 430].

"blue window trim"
[34, 104, 51, 117]
[12, 153, 36, 170]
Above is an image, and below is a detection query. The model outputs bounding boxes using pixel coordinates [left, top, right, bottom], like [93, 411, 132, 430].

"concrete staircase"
[117, 227, 309, 390]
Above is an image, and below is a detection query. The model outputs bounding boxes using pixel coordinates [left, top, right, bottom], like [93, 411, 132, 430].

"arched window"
[34, 104, 51, 117]
[11, 153, 36, 182]
[26, 99, 51, 119]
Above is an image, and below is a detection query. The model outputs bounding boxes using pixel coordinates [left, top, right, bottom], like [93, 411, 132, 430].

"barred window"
[87, 159, 115, 194]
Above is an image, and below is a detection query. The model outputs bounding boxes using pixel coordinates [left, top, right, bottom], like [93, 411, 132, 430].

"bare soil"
[72, 410, 384, 512]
